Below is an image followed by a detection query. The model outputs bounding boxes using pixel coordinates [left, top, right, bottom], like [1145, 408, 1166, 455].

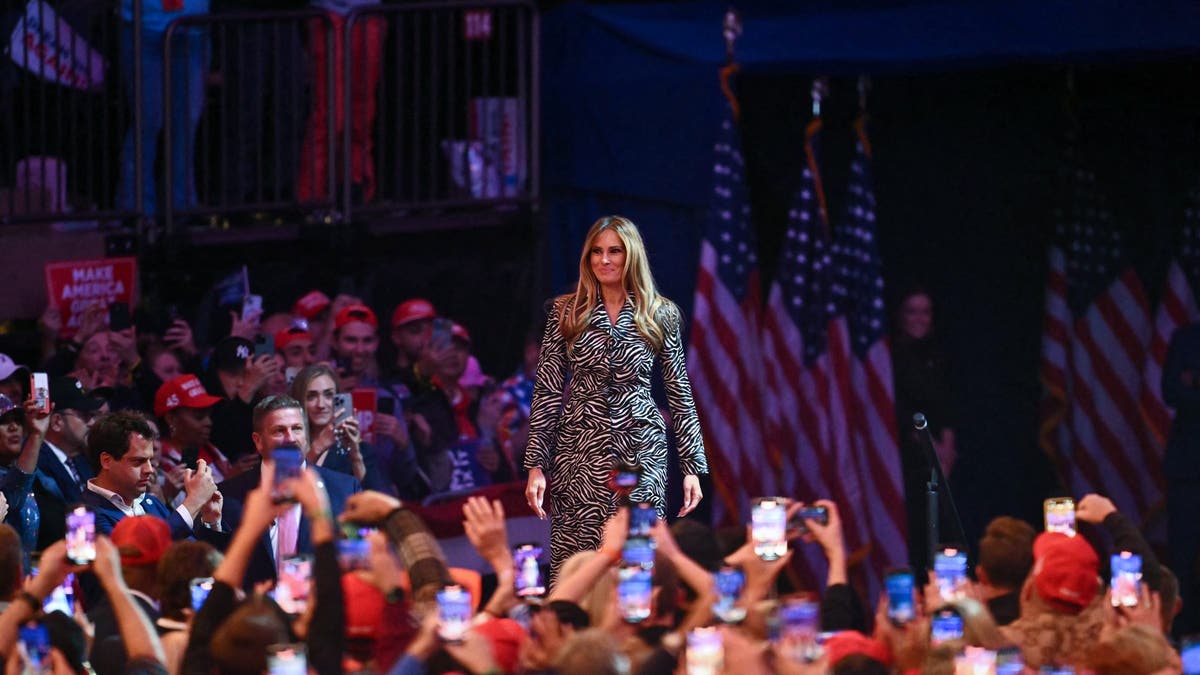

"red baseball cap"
[471, 618, 527, 673]
[1032, 532, 1100, 613]
[275, 325, 313, 351]
[111, 515, 171, 566]
[293, 290, 332, 321]
[334, 305, 379, 332]
[391, 299, 436, 328]
[154, 374, 223, 417]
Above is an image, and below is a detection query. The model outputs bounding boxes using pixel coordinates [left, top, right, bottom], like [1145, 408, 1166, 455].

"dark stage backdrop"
[542, 51, 1200, 545]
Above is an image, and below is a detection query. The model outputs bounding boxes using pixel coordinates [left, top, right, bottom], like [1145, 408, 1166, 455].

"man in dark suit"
[34, 377, 103, 550]
[80, 410, 224, 540]
[218, 395, 360, 587]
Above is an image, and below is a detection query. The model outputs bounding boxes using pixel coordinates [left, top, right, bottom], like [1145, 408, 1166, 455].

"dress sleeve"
[657, 303, 708, 476]
[524, 299, 570, 471]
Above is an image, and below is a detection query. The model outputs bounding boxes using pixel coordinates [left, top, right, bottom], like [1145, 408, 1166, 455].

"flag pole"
[720, 8, 742, 121]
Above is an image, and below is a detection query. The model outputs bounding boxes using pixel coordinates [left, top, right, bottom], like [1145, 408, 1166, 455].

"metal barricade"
[163, 9, 336, 235]
[0, 0, 136, 227]
[344, 1, 539, 222]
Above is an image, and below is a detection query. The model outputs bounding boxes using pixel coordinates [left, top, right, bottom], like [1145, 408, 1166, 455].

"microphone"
[913, 412, 928, 430]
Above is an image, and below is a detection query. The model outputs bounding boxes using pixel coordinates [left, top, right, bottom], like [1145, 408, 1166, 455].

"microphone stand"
[913, 413, 967, 564]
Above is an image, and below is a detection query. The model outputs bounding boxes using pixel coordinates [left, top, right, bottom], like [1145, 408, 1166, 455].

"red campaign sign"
[464, 10, 492, 41]
[44, 257, 138, 339]
[351, 388, 378, 444]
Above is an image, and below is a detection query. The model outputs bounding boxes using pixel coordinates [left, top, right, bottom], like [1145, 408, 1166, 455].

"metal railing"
[1, 0, 538, 233]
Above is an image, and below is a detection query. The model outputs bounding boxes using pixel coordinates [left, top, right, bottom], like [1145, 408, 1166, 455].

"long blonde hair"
[558, 216, 672, 351]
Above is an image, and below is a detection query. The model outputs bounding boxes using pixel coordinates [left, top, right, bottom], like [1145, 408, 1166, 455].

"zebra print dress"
[525, 295, 708, 577]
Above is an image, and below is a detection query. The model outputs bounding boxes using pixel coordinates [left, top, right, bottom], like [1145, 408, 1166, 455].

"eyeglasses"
[61, 410, 98, 424]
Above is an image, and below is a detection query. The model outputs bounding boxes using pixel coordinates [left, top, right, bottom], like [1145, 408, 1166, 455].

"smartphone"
[1110, 551, 1142, 608]
[686, 626, 724, 675]
[930, 608, 964, 645]
[31, 372, 50, 414]
[779, 598, 820, 663]
[266, 643, 307, 675]
[787, 504, 830, 537]
[611, 463, 641, 493]
[1044, 497, 1076, 535]
[378, 396, 397, 417]
[273, 555, 312, 615]
[629, 502, 657, 538]
[271, 445, 304, 503]
[42, 573, 74, 616]
[934, 547, 969, 601]
[954, 647, 997, 675]
[1181, 635, 1200, 675]
[284, 367, 300, 386]
[254, 335, 275, 359]
[242, 294, 264, 323]
[65, 505, 96, 565]
[337, 528, 374, 572]
[180, 445, 200, 471]
[621, 536, 655, 569]
[617, 565, 653, 623]
[430, 318, 453, 350]
[513, 543, 545, 599]
[437, 585, 471, 644]
[713, 566, 746, 624]
[751, 497, 787, 561]
[886, 568, 916, 625]
[332, 393, 354, 427]
[108, 301, 133, 331]
[18, 623, 50, 670]
[189, 577, 215, 612]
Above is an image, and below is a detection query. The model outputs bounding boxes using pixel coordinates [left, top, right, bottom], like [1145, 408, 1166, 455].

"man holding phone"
[81, 410, 225, 540]
[33, 377, 105, 550]
[217, 395, 361, 586]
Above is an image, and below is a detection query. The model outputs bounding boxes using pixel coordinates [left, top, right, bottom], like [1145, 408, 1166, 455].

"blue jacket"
[33, 443, 93, 550]
[218, 464, 360, 587]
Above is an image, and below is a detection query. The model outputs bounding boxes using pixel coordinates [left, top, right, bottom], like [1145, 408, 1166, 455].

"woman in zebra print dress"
[524, 216, 709, 578]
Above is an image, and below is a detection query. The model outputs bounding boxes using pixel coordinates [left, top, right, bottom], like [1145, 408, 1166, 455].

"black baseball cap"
[213, 337, 255, 374]
[49, 377, 104, 413]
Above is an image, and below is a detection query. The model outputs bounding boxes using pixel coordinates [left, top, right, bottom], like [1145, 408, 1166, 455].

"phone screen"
[66, 506, 96, 565]
[886, 570, 915, 624]
[1181, 635, 1200, 675]
[18, 623, 50, 670]
[713, 566, 746, 624]
[337, 528, 374, 572]
[930, 609, 964, 645]
[629, 502, 657, 538]
[242, 294, 264, 323]
[621, 536, 655, 569]
[271, 446, 304, 502]
[43, 573, 74, 616]
[752, 498, 787, 561]
[31, 373, 50, 414]
[934, 547, 968, 601]
[273, 556, 312, 615]
[1044, 497, 1076, 535]
[190, 577, 214, 612]
[779, 598, 820, 663]
[430, 318, 453, 351]
[437, 585, 471, 643]
[266, 643, 307, 675]
[617, 565, 652, 623]
[686, 627, 724, 675]
[513, 544, 545, 599]
[1110, 551, 1142, 607]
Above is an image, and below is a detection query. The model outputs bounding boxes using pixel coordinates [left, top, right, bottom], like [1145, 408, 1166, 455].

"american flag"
[829, 116, 907, 574]
[1138, 186, 1200, 497]
[686, 104, 768, 526]
[1039, 150, 1158, 522]
[761, 118, 871, 585]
